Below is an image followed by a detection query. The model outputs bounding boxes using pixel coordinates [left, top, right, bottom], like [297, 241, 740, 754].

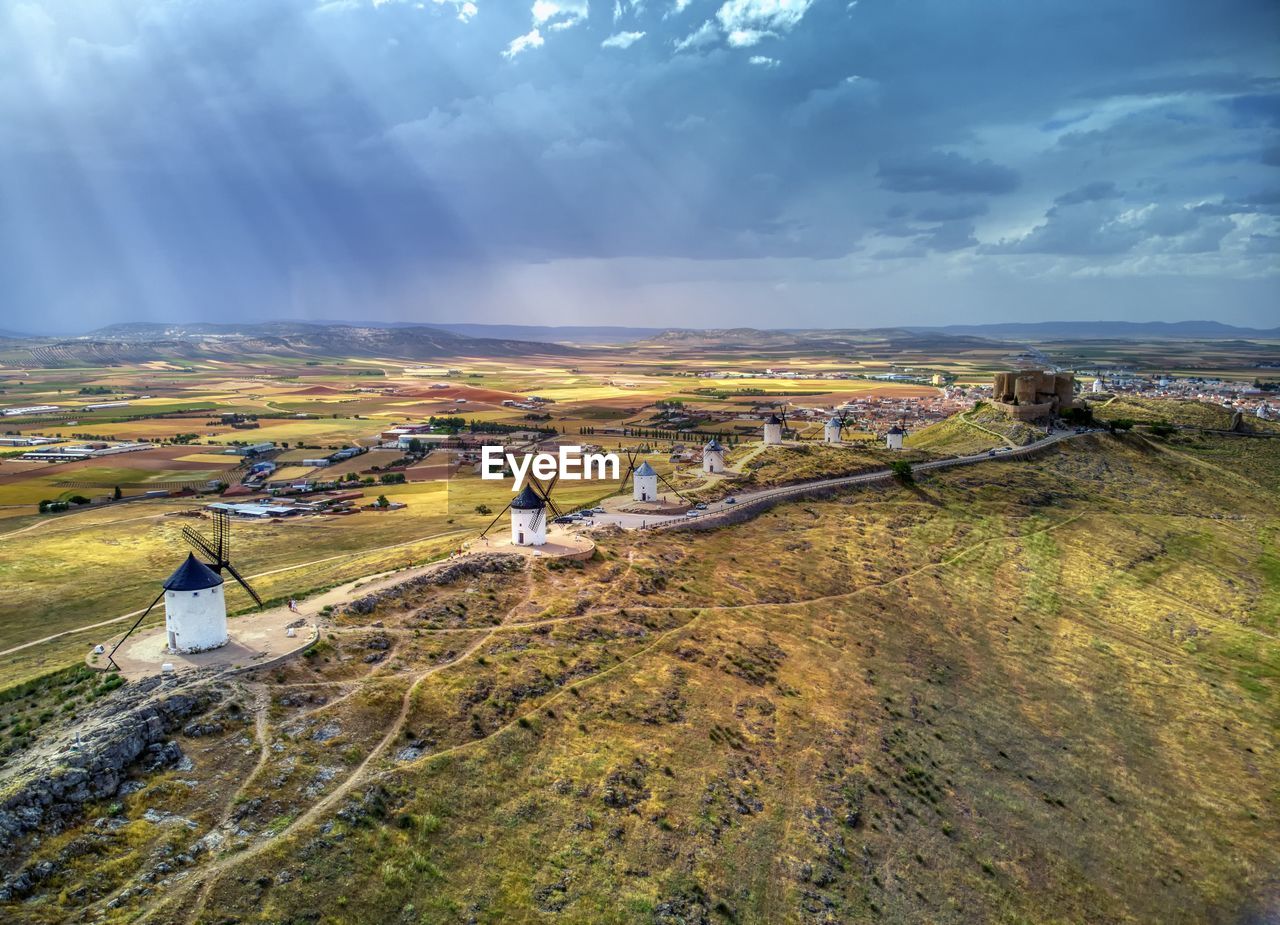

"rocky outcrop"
[344, 553, 523, 616]
[0, 673, 223, 860]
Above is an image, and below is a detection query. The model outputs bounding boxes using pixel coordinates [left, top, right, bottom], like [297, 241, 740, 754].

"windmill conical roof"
[887, 424, 905, 435]
[635, 461, 656, 476]
[826, 417, 841, 426]
[704, 438, 724, 451]
[163, 553, 224, 591]
[765, 414, 782, 424]
[510, 484, 546, 510]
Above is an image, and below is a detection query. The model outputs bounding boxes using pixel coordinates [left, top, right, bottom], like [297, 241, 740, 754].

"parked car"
[553, 515, 575, 524]
[684, 510, 700, 517]
[724, 497, 737, 504]
[694, 502, 708, 510]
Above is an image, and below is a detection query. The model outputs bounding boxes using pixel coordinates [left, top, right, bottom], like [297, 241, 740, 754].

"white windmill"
[479, 475, 563, 548]
[106, 510, 265, 667]
[885, 424, 906, 450]
[762, 413, 784, 445]
[703, 437, 726, 474]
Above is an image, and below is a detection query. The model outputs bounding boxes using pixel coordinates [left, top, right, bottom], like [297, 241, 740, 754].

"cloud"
[1054, 181, 1122, 205]
[727, 29, 773, 47]
[531, 0, 587, 26]
[602, 31, 646, 49]
[674, 20, 719, 52]
[877, 152, 1019, 195]
[915, 201, 988, 222]
[431, 0, 478, 22]
[716, 0, 815, 35]
[502, 28, 545, 58]
[3, 0, 1278, 331]
[988, 198, 1235, 257]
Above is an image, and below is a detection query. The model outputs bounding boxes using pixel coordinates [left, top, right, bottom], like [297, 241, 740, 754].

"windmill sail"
[181, 510, 264, 609]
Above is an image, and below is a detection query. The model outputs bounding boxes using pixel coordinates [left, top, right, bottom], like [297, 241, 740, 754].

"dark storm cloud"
[1055, 182, 1123, 205]
[1, 0, 1277, 330]
[915, 201, 989, 222]
[877, 152, 1019, 196]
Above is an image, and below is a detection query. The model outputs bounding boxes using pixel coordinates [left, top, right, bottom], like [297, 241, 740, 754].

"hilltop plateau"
[1, 429, 1276, 924]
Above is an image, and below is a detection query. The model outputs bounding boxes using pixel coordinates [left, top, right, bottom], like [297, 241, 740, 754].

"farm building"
[224, 442, 275, 457]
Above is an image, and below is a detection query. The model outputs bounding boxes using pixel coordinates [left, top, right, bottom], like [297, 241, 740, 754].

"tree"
[112, 485, 122, 500]
[475, 504, 492, 515]
[889, 460, 914, 484]
[407, 437, 425, 455]
[1107, 418, 1135, 433]
[376, 494, 390, 508]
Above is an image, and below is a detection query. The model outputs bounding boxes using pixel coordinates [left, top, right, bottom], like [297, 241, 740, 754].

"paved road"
[584, 428, 1099, 533]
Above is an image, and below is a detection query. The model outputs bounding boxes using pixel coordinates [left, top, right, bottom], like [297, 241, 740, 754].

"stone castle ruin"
[991, 371, 1078, 421]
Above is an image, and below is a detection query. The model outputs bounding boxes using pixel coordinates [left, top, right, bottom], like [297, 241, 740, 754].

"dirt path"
[157, 630, 496, 925]
[959, 408, 1019, 448]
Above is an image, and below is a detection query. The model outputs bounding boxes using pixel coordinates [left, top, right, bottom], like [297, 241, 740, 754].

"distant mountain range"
[0, 322, 578, 368]
[902, 321, 1280, 340]
[2, 320, 1276, 361]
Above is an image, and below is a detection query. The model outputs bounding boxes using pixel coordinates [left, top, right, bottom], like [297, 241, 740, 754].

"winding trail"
[161, 629, 496, 925]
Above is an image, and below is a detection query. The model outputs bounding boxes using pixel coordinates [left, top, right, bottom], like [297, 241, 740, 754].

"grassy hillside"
[1094, 395, 1280, 433]
[3, 433, 1278, 924]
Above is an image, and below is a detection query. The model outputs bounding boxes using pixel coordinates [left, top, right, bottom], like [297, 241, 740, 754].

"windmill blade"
[619, 451, 637, 491]
[183, 526, 222, 566]
[212, 509, 229, 563]
[656, 472, 690, 503]
[529, 506, 546, 534]
[106, 589, 167, 671]
[479, 496, 518, 539]
[223, 561, 265, 608]
[531, 472, 564, 519]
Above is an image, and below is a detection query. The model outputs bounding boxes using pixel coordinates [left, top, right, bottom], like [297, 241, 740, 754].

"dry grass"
[3, 434, 1276, 925]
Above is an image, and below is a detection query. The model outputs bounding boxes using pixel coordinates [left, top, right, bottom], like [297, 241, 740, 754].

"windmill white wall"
[885, 426, 905, 450]
[824, 419, 842, 444]
[703, 440, 725, 474]
[510, 505, 547, 547]
[633, 462, 658, 502]
[164, 584, 228, 653]
[762, 418, 783, 445]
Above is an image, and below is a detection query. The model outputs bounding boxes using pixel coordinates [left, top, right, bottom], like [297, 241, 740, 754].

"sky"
[1, 0, 1278, 334]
